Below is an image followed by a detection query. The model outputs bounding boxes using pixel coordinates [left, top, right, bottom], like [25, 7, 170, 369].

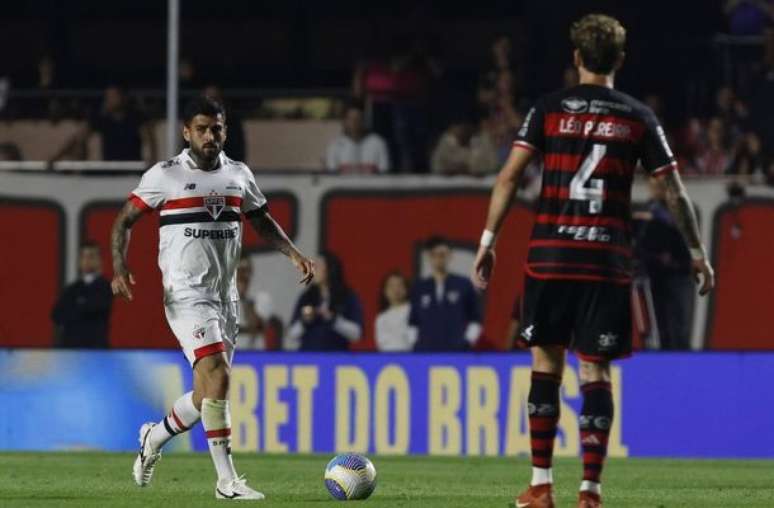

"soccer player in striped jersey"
[471, 14, 714, 508]
[111, 96, 314, 500]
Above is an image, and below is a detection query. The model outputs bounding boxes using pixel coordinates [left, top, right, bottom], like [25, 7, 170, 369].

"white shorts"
[164, 300, 240, 366]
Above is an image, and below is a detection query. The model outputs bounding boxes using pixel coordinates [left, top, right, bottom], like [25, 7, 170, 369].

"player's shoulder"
[221, 153, 254, 177]
[141, 156, 183, 180]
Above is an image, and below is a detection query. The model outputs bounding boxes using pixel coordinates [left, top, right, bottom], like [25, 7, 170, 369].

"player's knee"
[578, 360, 611, 383]
[195, 353, 231, 398]
[531, 346, 565, 375]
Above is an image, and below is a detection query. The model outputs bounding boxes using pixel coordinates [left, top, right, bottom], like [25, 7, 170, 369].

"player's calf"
[578, 360, 613, 499]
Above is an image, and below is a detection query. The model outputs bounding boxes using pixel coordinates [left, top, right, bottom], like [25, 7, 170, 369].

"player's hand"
[471, 245, 496, 290]
[111, 271, 136, 301]
[692, 258, 715, 296]
[292, 254, 315, 286]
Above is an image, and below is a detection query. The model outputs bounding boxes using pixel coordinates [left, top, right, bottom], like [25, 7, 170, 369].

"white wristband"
[480, 230, 496, 248]
[689, 247, 705, 261]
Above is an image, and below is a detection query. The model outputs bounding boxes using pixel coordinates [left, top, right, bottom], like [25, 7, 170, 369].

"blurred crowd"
[52, 237, 492, 353]
[4, 32, 773, 189]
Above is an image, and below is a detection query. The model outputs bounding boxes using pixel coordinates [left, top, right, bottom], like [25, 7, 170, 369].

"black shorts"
[517, 275, 632, 362]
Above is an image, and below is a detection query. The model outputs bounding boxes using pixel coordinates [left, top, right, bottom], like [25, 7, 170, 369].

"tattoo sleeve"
[249, 212, 296, 258]
[111, 202, 143, 274]
[661, 170, 703, 252]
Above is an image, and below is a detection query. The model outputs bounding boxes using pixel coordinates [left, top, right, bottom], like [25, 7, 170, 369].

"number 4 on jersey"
[570, 143, 606, 214]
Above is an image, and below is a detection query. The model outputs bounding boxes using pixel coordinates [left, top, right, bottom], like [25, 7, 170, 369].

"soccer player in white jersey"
[110, 96, 315, 500]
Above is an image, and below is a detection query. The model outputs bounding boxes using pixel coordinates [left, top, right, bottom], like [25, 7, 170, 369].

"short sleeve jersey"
[513, 84, 677, 283]
[129, 149, 267, 303]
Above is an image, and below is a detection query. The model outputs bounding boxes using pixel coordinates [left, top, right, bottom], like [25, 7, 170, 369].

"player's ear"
[181, 123, 191, 143]
[573, 49, 583, 69]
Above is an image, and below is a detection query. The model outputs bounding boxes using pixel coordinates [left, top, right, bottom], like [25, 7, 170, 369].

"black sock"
[580, 381, 613, 484]
[528, 371, 561, 469]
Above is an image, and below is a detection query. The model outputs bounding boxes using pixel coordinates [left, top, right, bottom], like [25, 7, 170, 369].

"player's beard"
[191, 142, 221, 169]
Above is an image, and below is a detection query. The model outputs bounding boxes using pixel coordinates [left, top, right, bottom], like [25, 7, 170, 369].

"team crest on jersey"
[204, 192, 226, 219]
[561, 97, 589, 114]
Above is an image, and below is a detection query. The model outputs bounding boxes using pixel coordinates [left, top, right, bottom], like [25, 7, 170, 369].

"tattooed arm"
[110, 201, 144, 300]
[658, 170, 715, 296]
[248, 211, 315, 285]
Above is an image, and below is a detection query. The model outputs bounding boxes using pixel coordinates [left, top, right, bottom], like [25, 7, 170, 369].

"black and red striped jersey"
[514, 84, 677, 284]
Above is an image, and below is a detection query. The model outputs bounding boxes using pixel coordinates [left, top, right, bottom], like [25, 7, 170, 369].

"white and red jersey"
[129, 149, 267, 303]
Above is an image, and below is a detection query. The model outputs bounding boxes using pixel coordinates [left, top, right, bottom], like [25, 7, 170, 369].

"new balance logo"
[521, 324, 535, 342]
[184, 183, 196, 190]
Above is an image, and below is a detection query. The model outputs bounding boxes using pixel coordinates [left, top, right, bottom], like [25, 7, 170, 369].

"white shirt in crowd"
[375, 303, 413, 352]
[237, 291, 273, 350]
[325, 133, 390, 174]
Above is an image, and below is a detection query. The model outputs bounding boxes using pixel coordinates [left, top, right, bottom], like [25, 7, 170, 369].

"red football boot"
[514, 483, 555, 508]
[577, 490, 602, 508]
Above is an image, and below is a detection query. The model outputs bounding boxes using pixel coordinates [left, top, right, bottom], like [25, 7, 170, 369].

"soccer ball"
[324, 454, 377, 500]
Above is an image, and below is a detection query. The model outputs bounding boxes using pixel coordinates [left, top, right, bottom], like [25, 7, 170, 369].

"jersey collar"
[179, 148, 227, 171]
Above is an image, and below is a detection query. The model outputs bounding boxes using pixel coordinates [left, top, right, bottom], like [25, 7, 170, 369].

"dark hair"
[80, 241, 100, 252]
[343, 100, 365, 115]
[570, 14, 626, 75]
[299, 251, 351, 312]
[378, 271, 410, 311]
[425, 236, 449, 250]
[183, 95, 226, 125]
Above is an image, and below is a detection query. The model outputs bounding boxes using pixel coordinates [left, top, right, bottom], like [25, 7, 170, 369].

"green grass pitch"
[1, 453, 772, 507]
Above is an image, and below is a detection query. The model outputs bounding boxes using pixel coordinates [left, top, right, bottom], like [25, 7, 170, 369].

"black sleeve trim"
[244, 203, 269, 219]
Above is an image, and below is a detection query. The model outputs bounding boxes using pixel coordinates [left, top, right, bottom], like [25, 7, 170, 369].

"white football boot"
[215, 476, 265, 500]
[132, 422, 162, 487]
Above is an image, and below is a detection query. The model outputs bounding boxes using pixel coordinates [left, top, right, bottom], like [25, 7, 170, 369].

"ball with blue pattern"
[324, 454, 377, 500]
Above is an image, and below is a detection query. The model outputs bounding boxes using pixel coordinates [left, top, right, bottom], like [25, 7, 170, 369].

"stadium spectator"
[727, 131, 766, 178]
[714, 86, 749, 145]
[49, 85, 157, 163]
[202, 85, 246, 163]
[285, 252, 364, 351]
[51, 242, 112, 348]
[482, 35, 524, 99]
[325, 103, 390, 173]
[235, 256, 278, 350]
[352, 37, 439, 172]
[430, 120, 474, 174]
[375, 272, 412, 351]
[695, 117, 731, 174]
[408, 237, 482, 351]
[469, 116, 501, 175]
[634, 178, 694, 350]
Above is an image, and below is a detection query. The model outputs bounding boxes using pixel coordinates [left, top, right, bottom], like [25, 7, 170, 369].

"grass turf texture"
[1, 453, 772, 507]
